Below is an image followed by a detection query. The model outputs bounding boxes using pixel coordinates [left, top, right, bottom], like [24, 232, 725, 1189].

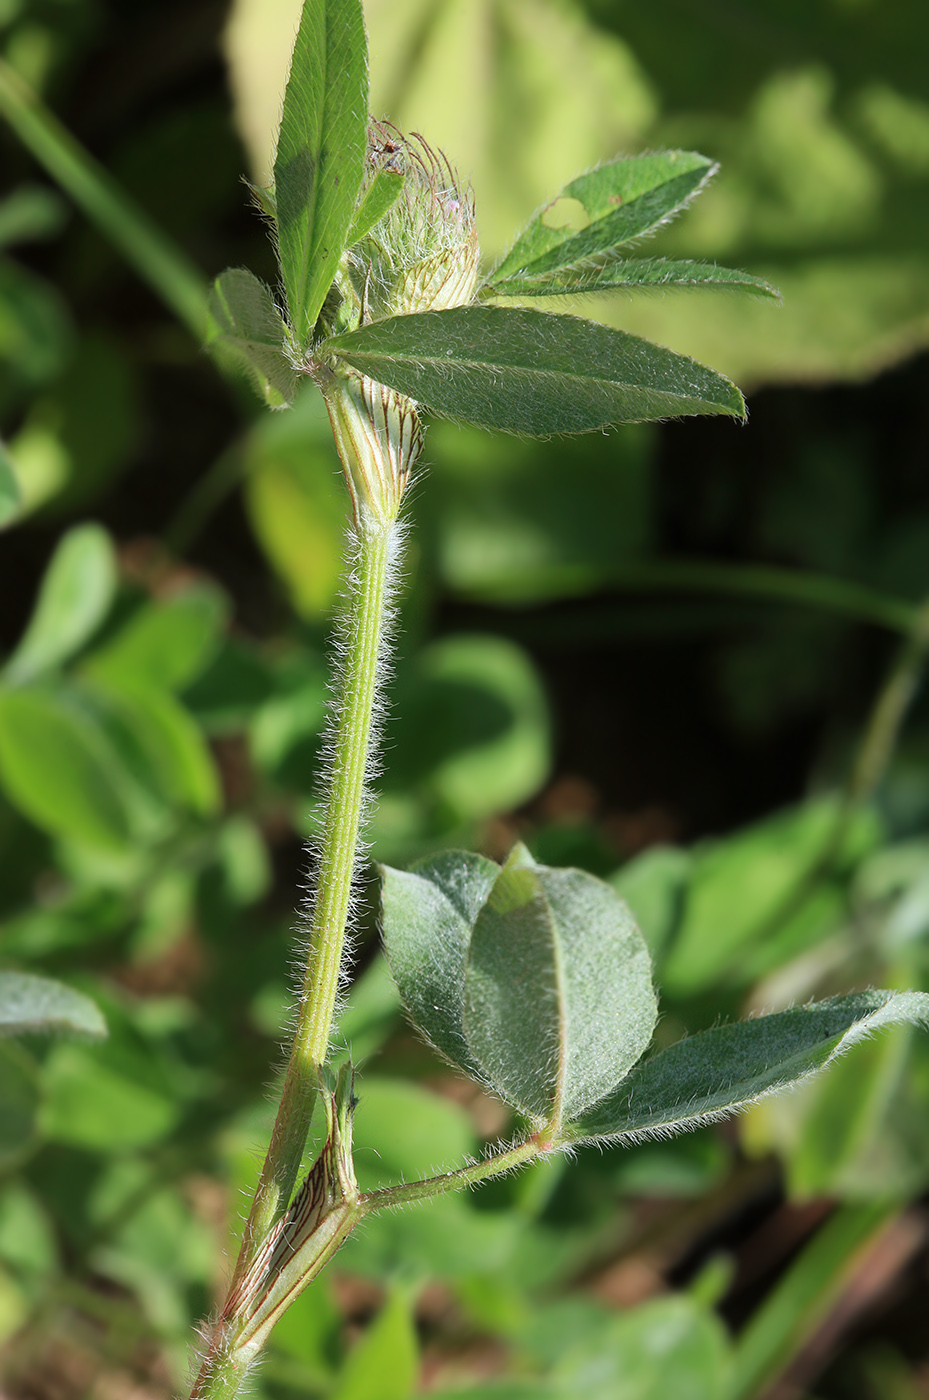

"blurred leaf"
[0, 255, 71, 404]
[352, 1077, 476, 1192]
[208, 268, 298, 408]
[728, 1202, 894, 1400]
[0, 1042, 39, 1169]
[88, 677, 221, 818]
[224, 0, 655, 256]
[550, 1294, 731, 1400]
[389, 633, 551, 822]
[330, 1288, 419, 1400]
[0, 972, 106, 1039]
[0, 1183, 58, 1284]
[0, 185, 66, 249]
[273, 0, 368, 345]
[0, 687, 130, 849]
[661, 797, 880, 995]
[342, 1188, 522, 1283]
[215, 816, 272, 908]
[243, 388, 350, 619]
[183, 636, 276, 734]
[566, 990, 929, 1144]
[0, 59, 208, 333]
[4, 523, 116, 683]
[610, 846, 692, 964]
[748, 1022, 929, 1202]
[39, 1009, 183, 1151]
[249, 646, 328, 781]
[423, 417, 655, 604]
[335, 955, 401, 1066]
[0, 441, 20, 527]
[85, 585, 229, 693]
[326, 306, 745, 434]
[487, 151, 716, 289]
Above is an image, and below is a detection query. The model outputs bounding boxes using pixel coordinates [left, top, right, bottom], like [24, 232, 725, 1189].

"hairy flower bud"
[316, 123, 479, 523]
[348, 121, 480, 321]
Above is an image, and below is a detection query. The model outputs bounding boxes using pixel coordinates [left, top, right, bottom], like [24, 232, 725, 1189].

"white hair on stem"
[291, 509, 407, 1048]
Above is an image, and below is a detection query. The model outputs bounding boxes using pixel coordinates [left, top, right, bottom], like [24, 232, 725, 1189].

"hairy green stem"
[242, 513, 395, 1258]
[360, 1134, 545, 1211]
[191, 512, 397, 1400]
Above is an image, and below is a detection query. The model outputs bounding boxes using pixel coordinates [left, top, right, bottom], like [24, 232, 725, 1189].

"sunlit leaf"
[326, 306, 745, 434]
[383, 846, 656, 1127]
[488, 151, 715, 289]
[463, 846, 656, 1123]
[84, 585, 229, 693]
[273, 0, 368, 346]
[0, 687, 129, 849]
[565, 991, 929, 1143]
[487, 257, 780, 301]
[0, 973, 106, 1040]
[347, 168, 405, 244]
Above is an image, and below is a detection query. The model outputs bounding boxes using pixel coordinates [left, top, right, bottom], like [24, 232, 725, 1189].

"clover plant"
[190, 1, 929, 1395]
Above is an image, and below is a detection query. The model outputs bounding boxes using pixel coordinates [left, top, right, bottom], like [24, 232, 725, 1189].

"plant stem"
[360, 1134, 545, 1212]
[0, 59, 207, 339]
[229, 511, 397, 1281]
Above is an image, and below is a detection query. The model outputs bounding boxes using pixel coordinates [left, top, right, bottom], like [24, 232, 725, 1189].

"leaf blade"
[0, 972, 106, 1040]
[326, 305, 745, 434]
[566, 990, 929, 1143]
[4, 523, 116, 684]
[208, 268, 299, 407]
[273, 0, 369, 347]
[463, 847, 656, 1124]
[489, 152, 715, 288]
[486, 258, 781, 302]
[380, 852, 499, 1081]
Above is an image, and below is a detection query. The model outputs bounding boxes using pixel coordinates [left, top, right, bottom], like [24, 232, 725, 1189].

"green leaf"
[0, 973, 106, 1040]
[330, 1288, 419, 1400]
[347, 168, 405, 245]
[352, 1078, 476, 1193]
[325, 306, 745, 434]
[380, 852, 499, 1081]
[0, 687, 130, 849]
[39, 1041, 180, 1150]
[0, 441, 21, 528]
[90, 678, 221, 817]
[728, 1202, 893, 1400]
[4, 523, 116, 684]
[388, 633, 552, 822]
[273, 0, 369, 347]
[486, 257, 780, 301]
[84, 585, 228, 693]
[487, 152, 715, 290]
[566, 990, 929, 1143]
[207, 268, 299, 407]
[382, 847, 657, 1127]
[0, 1043, 39, 1169]
[463, 846, 656, 1124]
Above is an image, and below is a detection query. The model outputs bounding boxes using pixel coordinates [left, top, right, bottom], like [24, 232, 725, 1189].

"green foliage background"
[0, 1, 928, 1398]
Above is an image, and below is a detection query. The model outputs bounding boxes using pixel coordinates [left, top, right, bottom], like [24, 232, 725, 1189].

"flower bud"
[317, 123, 479, 524]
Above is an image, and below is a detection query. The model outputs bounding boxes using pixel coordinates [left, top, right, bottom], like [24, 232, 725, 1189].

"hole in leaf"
[541, 197, 591, 232]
